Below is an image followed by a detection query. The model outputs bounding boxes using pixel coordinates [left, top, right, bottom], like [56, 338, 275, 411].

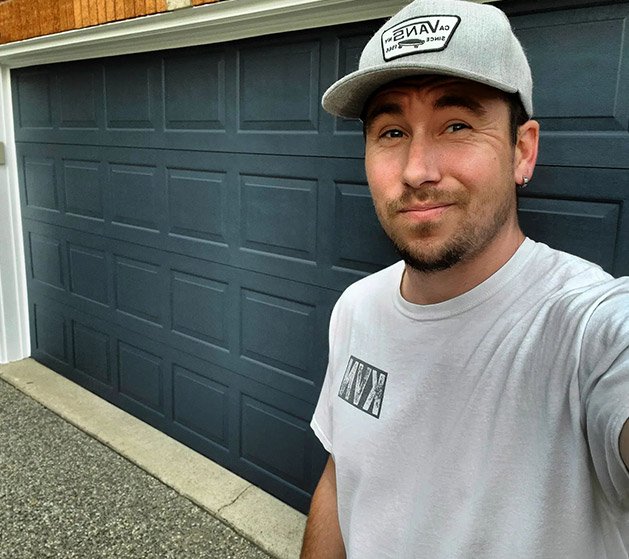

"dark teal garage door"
[14, 0, 629, 513]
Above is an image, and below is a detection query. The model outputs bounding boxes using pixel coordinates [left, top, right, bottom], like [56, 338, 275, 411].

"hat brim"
[322, 64, 521, 120]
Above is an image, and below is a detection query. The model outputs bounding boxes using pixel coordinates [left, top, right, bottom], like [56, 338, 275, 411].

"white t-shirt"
[312, 238, 629, 559]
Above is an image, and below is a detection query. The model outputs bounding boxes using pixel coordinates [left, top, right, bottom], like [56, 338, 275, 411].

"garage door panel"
[240, 289, 316, 386]
[538, 134, 629, 169]
[58, 63, 102, 130]
[520, 165, 629, 275]
[68, 243, 109, 306]
[331, 181, 399, 275]
[238, 39, 320, 132]
[519, 198, 620, 272]
[30, 300, 118, 402]
[33, 303, 69, 366]
[114, 254, 164, 326]
[231, 374, 319, 509]
[240, 393, 310, 488]
[28, 231, 66, 291]
[236, 271, 334, 402]
[167, 167, 228, 245]
[72, 321, 112, 387]
[232, 155, 323, 284]
[104, 57, 160, 130]
[171, 270, 231, 353]
[527, 165, 629, 200]
[118, 339, 166, 416]
[22, 154, 59, 212]
[239, 173, 318, 262]
[169, 351, 234, 463]
[166, 253, 237, 372]
[110, 162, 161, 231]
[15, 68, 53, 129]
[514, 5, 629, 132]
[163, 49, 227, 131]
[63, 159, 104, 220]
[172, 362, 230, 451]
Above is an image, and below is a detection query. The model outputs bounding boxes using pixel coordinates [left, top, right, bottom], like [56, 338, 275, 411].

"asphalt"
[0, 359, 305, 559]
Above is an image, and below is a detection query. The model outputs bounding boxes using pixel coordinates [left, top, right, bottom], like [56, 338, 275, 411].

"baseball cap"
[322, 0, 533, 119]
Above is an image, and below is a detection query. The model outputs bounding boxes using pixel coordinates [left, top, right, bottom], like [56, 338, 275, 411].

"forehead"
[363, 76, 508, 118]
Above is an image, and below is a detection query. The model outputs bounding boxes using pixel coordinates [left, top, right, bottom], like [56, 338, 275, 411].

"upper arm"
[301, 456, 345, 559]
[620, 419, 629, 472]
[310, 455, 338, 511]
[580, 287, 629, 509]
[319, 456, 337, 491]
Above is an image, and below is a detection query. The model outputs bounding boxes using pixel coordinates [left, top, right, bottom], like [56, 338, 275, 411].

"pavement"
[0, 358, 306, 559]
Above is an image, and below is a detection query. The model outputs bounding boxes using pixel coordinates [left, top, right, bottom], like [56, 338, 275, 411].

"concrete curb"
[0, 358, 306, 559]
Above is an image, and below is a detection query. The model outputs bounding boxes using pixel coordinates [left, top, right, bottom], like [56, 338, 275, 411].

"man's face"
[364, 77, 522, 273]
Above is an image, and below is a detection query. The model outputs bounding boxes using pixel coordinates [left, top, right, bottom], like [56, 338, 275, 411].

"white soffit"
[0, 0, 412, 68]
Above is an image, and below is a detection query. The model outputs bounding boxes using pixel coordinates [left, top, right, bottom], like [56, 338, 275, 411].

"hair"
[505, 93, 529, 146]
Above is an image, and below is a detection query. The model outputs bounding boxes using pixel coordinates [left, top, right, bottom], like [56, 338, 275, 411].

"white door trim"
[0, 65, 28, 364]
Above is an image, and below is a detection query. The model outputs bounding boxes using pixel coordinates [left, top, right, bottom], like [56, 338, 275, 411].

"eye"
[445, 122, 470, 133]
[380, 128, 405, 139]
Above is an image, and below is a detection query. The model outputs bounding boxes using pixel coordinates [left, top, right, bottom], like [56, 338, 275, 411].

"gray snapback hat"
[322, 0, 533, 119]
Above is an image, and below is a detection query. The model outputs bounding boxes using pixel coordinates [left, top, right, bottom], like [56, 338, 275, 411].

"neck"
[400, 228, 526, 305]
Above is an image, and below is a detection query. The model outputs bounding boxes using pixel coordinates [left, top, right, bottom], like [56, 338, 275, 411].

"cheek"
[365, 154, 390, 200]
[444, 146, 510, 188]
[365, 149, 404, 191]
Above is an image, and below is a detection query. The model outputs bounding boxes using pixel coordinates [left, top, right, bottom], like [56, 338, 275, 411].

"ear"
[513, 119, 540, 185]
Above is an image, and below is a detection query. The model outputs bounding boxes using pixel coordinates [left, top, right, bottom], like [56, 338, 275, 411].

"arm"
[620, 418, 629, 471]
[300, 456, 346, 559]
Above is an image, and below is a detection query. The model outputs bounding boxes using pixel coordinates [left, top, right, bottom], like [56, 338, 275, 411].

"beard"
[375, 186, 513, 274]
[394, 232, 475, 273]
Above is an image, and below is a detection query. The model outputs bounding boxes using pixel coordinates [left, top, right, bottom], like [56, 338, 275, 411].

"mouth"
[398, 203, 454, 221]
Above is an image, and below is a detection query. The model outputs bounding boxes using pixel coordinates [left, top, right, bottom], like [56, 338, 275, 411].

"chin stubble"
[378, 187, 513, 274]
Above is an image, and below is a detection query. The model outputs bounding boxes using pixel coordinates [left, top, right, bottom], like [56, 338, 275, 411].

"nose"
[401, 136, 441, 189]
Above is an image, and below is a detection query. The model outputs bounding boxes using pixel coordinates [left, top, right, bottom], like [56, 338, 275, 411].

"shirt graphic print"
[338, 356, 388, 418]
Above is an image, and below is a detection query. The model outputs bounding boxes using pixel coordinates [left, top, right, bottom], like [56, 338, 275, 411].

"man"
[300, 0, 629, 558]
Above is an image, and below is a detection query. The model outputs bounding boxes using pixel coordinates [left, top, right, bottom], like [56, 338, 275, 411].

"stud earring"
[520, 176, 530, 188]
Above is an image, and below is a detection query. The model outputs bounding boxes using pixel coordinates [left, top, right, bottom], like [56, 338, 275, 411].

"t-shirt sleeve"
[581, 285, 629, 513]
[312, 369, 334, 454]
[311, 298, 343, 456]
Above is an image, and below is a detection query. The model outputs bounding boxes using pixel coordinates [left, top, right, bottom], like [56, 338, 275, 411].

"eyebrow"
[363, 102, 403, 129]
[433, 94, 487, 117]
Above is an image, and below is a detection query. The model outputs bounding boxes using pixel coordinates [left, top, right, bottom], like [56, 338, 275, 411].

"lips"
[400, 203, 453, 213]
[397, 202, 454, 221]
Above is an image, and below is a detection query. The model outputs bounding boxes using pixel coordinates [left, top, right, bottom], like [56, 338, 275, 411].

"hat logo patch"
[382, 16, 460, 61]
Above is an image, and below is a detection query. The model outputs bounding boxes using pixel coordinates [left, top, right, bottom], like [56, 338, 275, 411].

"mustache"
[384, 188, 469, 213]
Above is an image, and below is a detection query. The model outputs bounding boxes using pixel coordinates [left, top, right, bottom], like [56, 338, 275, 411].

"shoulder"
[527, 241, 612, 287]
[335, 260, 405, 309]
[581, 279, 629, 340]
[529, 242, 629, 343]
[524, 241, 625, 307]
[516, 241, 629, 331]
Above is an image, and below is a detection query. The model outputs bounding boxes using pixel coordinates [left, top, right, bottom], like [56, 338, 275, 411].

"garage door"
[14, 1, 629, 513]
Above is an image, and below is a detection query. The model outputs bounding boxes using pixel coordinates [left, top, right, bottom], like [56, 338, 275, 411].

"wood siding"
[0, 0, 221, 44]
